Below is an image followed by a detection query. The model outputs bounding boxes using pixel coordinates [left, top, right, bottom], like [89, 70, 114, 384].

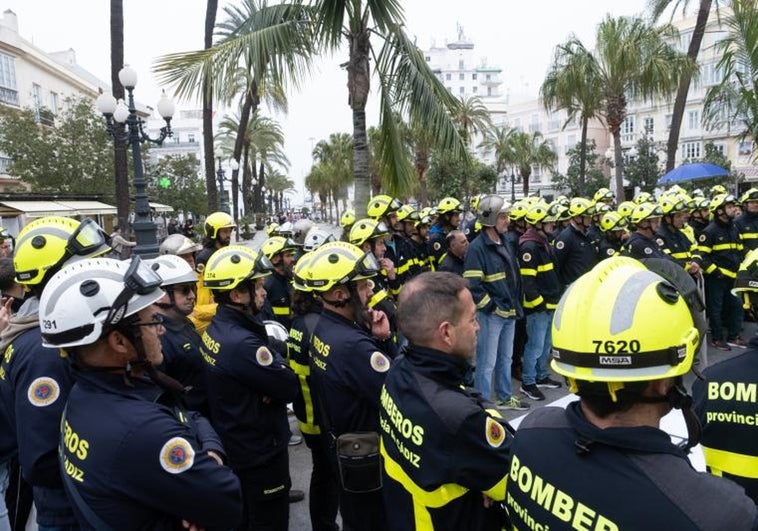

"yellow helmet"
[568, 197, 594, 218]
[396, 204, 420, 223]
[436, 197, 462, 215]
[616, 201, 636, 219]
[658, 195, 687, 215]
[629, 202, 663, 226]
[471, 194, 486, 212]
[340, 209, 356, 228]
[265, 222, 280, 237]
[709, 193, 738, 214]
[300, 241, 380, 292]
[203, 245, 273, 291]
[594, 203, 613, 215]
[692, 197, 710, 211]
[525, 204, 551, 225]
[733, 248, 758, 308]
[741, 188, 758, 204]
[509, 200, 529, 222]
[710, 184, 728, 198]
[204, 212, 236, 239]
[593, 188, 614, 204]
[367, 195, 402, 220]
[292, 250, 317, 292]
[349, 218, 389, 247]
[551, 257, 699, 384]
[634, 192, 653, 205]
[599, 212, 628, 233]
[261, 236, 298, 260]
[14, 216, 110, 286]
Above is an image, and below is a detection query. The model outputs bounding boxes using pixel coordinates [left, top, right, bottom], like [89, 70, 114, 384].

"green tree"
[147, 154, 208, 216]
[624, 134, 662, 192]
[650, 0, 719, 172]
[0, 97, 115, 197]
[541, 38, 604, 196]
[426, 152, 496, 201]
[703, 0, 758, 153]
[452, 96, 492, 146]
[505, 131, 557, 196]
[551, 140, 609, 197]
[561, 16, 695, 196]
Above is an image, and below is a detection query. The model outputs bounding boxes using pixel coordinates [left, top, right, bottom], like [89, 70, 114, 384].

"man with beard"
[553, 198, 599, 287]
[306, 242, 395, 531]
[261, 236, 298, 329]
[656, 194, 701, 276]
[699, 194, 746, 351]
[201, 245, 298, 531]
[597, 211, 628, 259]
[736, 188, 758, 252]
[623, 203, 670, 261]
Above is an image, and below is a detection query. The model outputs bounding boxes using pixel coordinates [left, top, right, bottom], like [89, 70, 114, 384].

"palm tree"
[312, 133, 353, 221]
[452, 95, 493, 146]
[312, 0, 467, 217]
[109, 0, 129, 231]
[265, 170, 295, 212]
[506, 131, 557, 196]
[479, 126, 514, 188]
[202, 0, 219, 211]
[541, 38, 604, 196]
[589, 16, 695, 195]
[703, 0, 758, 152]
[650, 0, 719, 172]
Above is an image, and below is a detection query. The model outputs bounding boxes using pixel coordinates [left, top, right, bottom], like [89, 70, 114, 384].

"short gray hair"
[398, 272, 468, 345]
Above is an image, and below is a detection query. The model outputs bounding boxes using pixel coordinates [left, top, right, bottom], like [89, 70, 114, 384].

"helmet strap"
[636, 378, 701, 450]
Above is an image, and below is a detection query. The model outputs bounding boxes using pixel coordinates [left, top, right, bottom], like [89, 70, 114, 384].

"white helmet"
[278, 221, 294, 236]
[292, 219, 315, 246]
[159, 233, 202, 256]
[477, 195, 511, 227]
[39, 256, 164, 348]
[145, 255, 198, 287]
[264, 320, 289, 343]
[302, 228, 336, 252]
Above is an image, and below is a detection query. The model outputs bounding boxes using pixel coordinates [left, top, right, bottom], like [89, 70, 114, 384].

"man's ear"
[106, 329, 131, 355]
[648, 377, 674, 397]
[438, 320, 454, 348]
[229, 287, 246, 304]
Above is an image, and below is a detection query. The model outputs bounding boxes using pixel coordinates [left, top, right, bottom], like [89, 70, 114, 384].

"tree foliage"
[551, 140, 609, 197]
[0, 97, 115, 198]
[624, 135, 663, 193]
[147, 154, 208, 217]
[426, 151, 497, 202]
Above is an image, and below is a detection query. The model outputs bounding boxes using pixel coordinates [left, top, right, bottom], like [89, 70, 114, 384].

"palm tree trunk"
[203, 0, 219, 212]
[613, 132, 624, 199]
[110, 0, 129, 233]
[521, 168, 530, 197]
[241, 143, 251, 216]
[251, 155, 259, 213]
[665, 0, 712, 172]
[232, 84, 259, 212]
[416, 151, 428, 206]
[348, 27, 371, 218]
[579, 115, 589, 197]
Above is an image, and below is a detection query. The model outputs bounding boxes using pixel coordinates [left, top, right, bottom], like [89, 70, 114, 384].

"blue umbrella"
[657, 162, 729, 185]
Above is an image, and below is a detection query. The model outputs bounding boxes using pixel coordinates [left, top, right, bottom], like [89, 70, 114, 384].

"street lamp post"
[96, 65, 175, 257]
[510, 171, 516, 203]
[216, 157, 229, 214]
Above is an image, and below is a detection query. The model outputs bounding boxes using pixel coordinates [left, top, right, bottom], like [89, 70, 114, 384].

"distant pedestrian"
[109, 225, 137, 259]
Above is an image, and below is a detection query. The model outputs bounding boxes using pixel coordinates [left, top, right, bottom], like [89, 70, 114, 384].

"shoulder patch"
[606, 248, 615, 256]
[521, 252, 532, 263]
[656, 238, 664, 246]
[699, 234, 707, 242]
[27, 377, 60, 407]
[433, 242, 441, 251]
[644, 247, 653, 255]
[555, 240, 565, 250]
[159, 436, 195, 474]
[256, 346, 273, 366]
[485, 417, 506, 448]
[370, 351, 390, 373]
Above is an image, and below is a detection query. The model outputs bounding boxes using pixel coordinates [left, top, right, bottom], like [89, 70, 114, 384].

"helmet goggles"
[104, 256, 163, 327]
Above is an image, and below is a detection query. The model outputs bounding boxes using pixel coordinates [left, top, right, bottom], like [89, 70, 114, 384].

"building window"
[680, 30, 693, 52]
[188, 133, 196, 143]
[712, 143, 726, 155]
[32, 83, 42, 109]
[445, 73, 451, 81]
[487, 86, 492, 97]
[173, 134, 181, 144]
[688, 110, 700, 130]
[644, 117, 654, 135]
[459, 73, 464, 81]
[682, 141, 701, 159]
[621, 115, 635, 142]
[472, 73, 477, 81]
[485, 74, 491, 81]
[0, 53, 17, 90]
[425, 56, 431, 62]
[0, 156, 11, 174]
[704, 63, 724, 86]
[665, 114, 673, 130]
[459, 60, 464, 70]
[459, 86, 464, 95]
[738, 141, 753, 157]
[472, 86, 478, 94]
[514, 118, 521, 132]
[50, 92, 59, 114]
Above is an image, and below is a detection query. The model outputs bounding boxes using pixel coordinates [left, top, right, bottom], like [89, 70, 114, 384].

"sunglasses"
[128, 313, 166, 328]
[167, 284, 197, 296]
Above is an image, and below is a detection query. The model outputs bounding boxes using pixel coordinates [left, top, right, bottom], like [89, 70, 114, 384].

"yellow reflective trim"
[670, 252, 690, 259]
[712, 243, 741, 251]
[705, 264, 717, 274]
[485, 408, 503, 419]
[520, 268, 537, 277]
[396, 262, 411, 275]
[381, 439, 468, 512]
[546, 302, 558, 310]
[523, 295, 544, 309]
[662, 249, 672, 254]
[482, 473, 508, 502]
[288, 359, 320, 434]
[494, 308, 516, 318]
[703, 446, 758, 479]
[299, 420, 321, 435]
[463, 270, 484, 279]
[718, 267, 737, 278]
[272, 306, 290, 316]
[289, 359, 310, 376]
[741, 233, 758, 240]
[475, 294, 491, 309]
[483, 272, 506, 282]
[391, 285, 402, 296]
[369, 289, 389, 308]
[536, 263, 554, 272]
[698, 245, 713, 253]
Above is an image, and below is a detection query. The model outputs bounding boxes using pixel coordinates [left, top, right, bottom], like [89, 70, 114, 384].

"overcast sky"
[5, 0, 681, 203]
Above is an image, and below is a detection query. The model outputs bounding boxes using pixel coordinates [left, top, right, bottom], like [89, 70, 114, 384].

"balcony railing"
[0, 87, 19, 107]
[0, 156, 12, 174]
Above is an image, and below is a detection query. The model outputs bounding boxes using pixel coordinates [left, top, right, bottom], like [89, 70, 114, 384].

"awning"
[0, 200, 117, 217]
[150, 202, 174, 213]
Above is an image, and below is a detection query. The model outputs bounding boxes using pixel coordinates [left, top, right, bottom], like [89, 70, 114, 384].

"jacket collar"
[405, 344, 468, 388]
[71, 365, 163, 403]
[215, 304, 268, 335]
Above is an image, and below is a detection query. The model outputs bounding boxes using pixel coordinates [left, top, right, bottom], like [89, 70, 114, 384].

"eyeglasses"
[105, 256, 164, 326]
[128, 313, 166, 328]
[167, 284, 197, 296]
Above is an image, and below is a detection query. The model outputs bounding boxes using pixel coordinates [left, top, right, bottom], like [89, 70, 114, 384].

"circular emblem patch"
[256, 346, 273, 366]
[433, 242, 441, 251]
[370, 351, 390, 373]
[644, 247, 653, 255]
[195, 263, 205, 274]
[521, 252, 532, 263]
[27, 377, 60, 407]
[159, 437, 195, 474]
[656, 238, 664, 246]
[699, 234, 707, 242]
[555, 241, 565, 250]
[485, 417, 506, 448]
[606, 248, 615, 256]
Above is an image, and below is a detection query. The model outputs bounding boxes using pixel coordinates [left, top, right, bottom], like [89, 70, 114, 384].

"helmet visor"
[72, 218, 109, 256]
[252, 252, 275, 278]
[105, 256, 163, 326]
[353, 251, 381, 280]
